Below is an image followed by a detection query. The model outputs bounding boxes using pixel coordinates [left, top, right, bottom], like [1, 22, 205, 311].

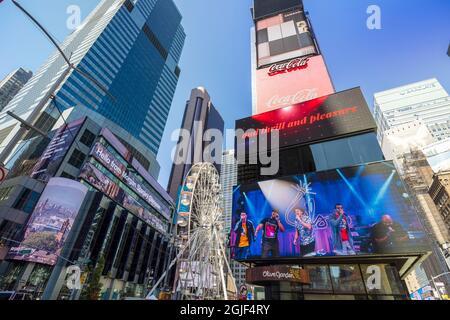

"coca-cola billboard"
[254, 55, 334, 115]
[267, 57, 309, 76]
[239, 87, 377, 152]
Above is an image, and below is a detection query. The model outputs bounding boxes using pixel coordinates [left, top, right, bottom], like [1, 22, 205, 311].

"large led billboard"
[31, 117, 85, 182]
[254, 55, 334, 114]
[7, 178, 88, 266]
[237, 87, 377, 153]
[230, 161, 430, 261]
[253, 0, 303, 21]
[79, 162, 167, 234]
[255, 7, 316, 68]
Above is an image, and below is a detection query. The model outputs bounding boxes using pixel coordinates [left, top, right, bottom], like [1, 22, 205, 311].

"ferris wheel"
[148, 162, 236, 300]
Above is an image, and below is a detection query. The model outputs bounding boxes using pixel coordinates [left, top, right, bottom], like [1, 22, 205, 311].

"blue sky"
[1, 0, 449, 188]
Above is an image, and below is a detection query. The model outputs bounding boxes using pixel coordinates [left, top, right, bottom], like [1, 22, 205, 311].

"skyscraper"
[0, 0, 185, 177]
[0, 68, 32, 112]
[220, 150, 247, 287]
[221, 150, 238, 233]
[374, 78, 450, 144]
[167, 87, 224, 201]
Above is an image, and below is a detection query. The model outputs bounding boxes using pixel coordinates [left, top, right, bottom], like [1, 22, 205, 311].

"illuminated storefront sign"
[246, 265, 310, 284]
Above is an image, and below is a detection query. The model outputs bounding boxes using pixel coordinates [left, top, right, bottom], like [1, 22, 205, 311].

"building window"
[79, 129, 96, 148]
[68, 149, 86, 169]
[124, 0, 134, 12]
[175, 66, 181, 78]
[13, 188, 40, 214]
[0, 187, 13, 202]
[329, 264, 367, 294]
[142, 24, 168, 60]
[60, 172, 76, 180]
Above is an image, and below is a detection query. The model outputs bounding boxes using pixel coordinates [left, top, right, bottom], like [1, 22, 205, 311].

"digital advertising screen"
[254, 55, 335, 114]
[253, 0, 303, 21]
[230, 161, 430, 262]
[79, 162, 167, 234]
[7, 178, 88, 266]
[31, 117, 85, 182]
[255, 7, 316, 68]
[237, 87, 377, 154]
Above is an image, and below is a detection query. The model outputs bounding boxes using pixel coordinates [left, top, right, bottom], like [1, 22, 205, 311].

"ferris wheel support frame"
[148, 162, 237, 300]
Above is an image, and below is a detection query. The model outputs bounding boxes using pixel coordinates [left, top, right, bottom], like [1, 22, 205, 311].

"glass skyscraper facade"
[0, 0, 185, 177]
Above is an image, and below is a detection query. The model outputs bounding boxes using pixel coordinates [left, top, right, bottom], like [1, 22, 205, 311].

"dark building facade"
[167, 87, 224, 201]
[0, 68, 33, 112]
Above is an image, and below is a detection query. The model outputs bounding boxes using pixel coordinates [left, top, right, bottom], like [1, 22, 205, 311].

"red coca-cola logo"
[268, 57, 310, 76]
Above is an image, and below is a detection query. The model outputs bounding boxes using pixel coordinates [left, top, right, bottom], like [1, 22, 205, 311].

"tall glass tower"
[0, 0, 185, 177]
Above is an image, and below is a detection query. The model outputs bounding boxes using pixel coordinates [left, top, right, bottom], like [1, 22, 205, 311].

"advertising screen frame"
[30, 117, 86, 182]
[7, 178, 88, 266]
[230, 161, 431, 263]
[237, 87, 377, 155]
[79, 161, 167, 234]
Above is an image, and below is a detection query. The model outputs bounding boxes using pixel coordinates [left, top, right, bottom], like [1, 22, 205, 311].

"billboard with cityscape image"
[7, 178, 88, 266]
[230, 161, 430, 261]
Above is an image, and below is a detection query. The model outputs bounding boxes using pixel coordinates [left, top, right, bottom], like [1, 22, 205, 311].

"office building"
[220, 150, 246, 287]
[0, 0, 185, 177]
[374, 78, 450, 144]
[0, 68, 33, 112]
[167, 87, 224, 201]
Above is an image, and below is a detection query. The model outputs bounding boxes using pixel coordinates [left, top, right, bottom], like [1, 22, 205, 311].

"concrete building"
[167, 87, 224, 201]
[398, 149, 450, 293]
[429, 171, 450, 259]
[0, 0, 185, 178]
[0, 68, 32, 112]
[374, 78, 450, 144]
[422, 138, 450, 174]
[381, 121, 450, 294]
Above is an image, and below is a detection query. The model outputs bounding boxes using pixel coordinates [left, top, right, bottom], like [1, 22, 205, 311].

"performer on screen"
[370, 214, 409, 253]
[255, 209, 285, 258]
[293, 208, 316, 256]
[329, 204, 356, 255]
[233, 211, 255, 260]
